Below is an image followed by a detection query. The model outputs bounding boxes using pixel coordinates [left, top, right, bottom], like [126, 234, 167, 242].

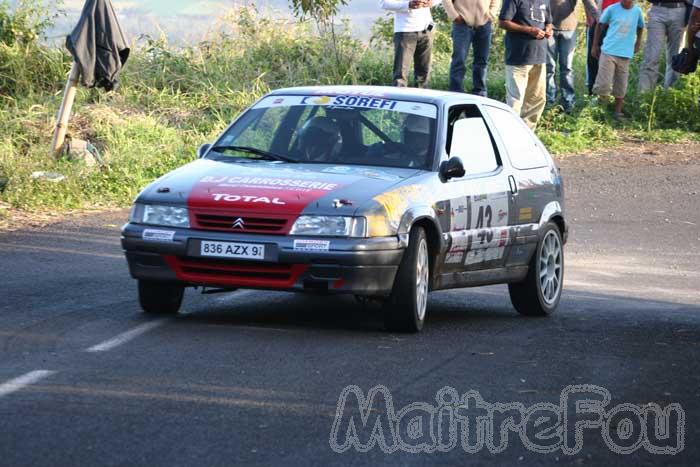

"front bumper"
[121, 223, 405, 296]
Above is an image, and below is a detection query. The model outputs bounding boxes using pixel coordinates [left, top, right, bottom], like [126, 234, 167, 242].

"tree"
[289, 0, 348, 24]
[289, 0, 349, 71]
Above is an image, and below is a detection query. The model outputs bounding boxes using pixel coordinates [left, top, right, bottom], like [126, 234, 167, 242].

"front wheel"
[509, 222, 564, 316]
[384, 227, 430, 333]
[138, 280, 184, 315]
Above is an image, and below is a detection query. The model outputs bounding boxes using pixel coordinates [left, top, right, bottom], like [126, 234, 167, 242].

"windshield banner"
[253, 95, 437, 119]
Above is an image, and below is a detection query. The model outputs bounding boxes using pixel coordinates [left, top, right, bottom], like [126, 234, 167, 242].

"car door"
[437, 104, 515, 273]
[481, 104, 559, 265]
[482, 105, 555, 220]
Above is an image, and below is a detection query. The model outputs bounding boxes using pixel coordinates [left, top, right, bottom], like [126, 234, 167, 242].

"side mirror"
[197, 143, 212, 158]
[439, 157, 465, 181]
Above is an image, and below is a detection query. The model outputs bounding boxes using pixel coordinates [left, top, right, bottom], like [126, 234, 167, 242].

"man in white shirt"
[381, 0, 442, 87]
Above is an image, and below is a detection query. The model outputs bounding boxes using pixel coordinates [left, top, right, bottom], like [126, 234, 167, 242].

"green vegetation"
[0, 2, 698, 214]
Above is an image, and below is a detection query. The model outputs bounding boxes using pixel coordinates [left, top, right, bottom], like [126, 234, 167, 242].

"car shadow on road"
[172, 284, 700, 335]
[175, 287, 542, 334]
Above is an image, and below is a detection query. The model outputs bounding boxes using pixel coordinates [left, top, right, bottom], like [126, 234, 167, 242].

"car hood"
[137, 158, 423, 217]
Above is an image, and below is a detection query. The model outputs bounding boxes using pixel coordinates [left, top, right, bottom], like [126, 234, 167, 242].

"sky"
[48, 0, 385, 43]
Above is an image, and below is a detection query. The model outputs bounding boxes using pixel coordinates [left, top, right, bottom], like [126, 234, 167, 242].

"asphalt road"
[1, 147, 699, 466]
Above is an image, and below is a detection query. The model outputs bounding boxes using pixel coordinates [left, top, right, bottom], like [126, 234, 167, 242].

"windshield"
[209, 94, 438, 169]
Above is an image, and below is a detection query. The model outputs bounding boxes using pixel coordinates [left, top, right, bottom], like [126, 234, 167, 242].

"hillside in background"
[1, 2, 698, 216]
[45, 0, 381, 44]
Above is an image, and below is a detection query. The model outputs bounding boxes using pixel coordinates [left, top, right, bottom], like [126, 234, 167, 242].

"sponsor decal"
[367, 185, 427, 237]
[302, 95, 397, 110]
[212, 193, 286, 205]
[252, 95, 437, 119]
[142, 229, 175, 242]
[443, 194, 510, 267]
[188, 169, 348, 232]
[519, 207, 534, 222]
[323, 166, 355, 175]
[332, 199, 353, 208]
[304, 96, 332, 105]
[293, 239, 331, 252]
[201, 175, 339, 192]
[445, 231, 469, 264]
[451, 202, 469, 231]
[272, 98, 284, 104]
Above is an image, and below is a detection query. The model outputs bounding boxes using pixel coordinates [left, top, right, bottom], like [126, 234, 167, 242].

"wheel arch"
[538, 201, 568, 244]
[398, 207, 444, 289]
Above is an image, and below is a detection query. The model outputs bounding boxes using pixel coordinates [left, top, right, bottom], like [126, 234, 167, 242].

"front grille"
[192, 212, 291, 234]
[163, 256, 307, 288]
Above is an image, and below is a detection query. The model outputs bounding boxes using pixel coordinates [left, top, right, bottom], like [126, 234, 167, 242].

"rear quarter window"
[484, 106, 548, 170]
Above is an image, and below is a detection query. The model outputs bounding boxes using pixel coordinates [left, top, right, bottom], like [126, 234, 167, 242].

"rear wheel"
[508, 222, 564, 316]
[138, 280, 184, 315]
[384, 227, 429, 333]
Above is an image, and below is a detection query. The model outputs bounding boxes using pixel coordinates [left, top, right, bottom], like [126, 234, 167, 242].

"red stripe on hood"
[187, 174, 344, 233]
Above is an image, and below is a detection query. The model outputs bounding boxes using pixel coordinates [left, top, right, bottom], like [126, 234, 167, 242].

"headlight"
[290, 216, 366, 237]
[130, 203, 190, 228]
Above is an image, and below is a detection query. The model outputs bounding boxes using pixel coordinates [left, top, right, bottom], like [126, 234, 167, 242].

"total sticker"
[142, 229, 176, 242]
[293, 239, 330, 252]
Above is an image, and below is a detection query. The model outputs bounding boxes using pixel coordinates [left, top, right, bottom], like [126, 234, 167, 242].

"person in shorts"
[591, 0, 645, 120]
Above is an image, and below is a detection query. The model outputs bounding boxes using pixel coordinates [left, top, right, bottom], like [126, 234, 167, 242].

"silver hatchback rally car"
[122, 86, 567, 332]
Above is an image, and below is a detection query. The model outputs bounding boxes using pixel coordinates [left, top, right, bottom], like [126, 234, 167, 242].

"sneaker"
[613, 112, 628, 122]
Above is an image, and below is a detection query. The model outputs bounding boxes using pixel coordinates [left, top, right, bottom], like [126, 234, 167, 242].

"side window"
[446, 105, 499, 175]
[484, 106, 548, 170]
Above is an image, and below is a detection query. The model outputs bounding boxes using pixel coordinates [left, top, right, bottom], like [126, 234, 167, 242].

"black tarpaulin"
[65, 0, 130, 91]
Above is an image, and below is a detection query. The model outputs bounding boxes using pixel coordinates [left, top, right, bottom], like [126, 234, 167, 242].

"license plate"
[200, 240, 265, 260]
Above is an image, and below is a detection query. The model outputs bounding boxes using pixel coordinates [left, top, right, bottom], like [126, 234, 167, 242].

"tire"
[509, 222, 564, 316]
[384, 226, 430, 333]
[138, 280, 184, 315]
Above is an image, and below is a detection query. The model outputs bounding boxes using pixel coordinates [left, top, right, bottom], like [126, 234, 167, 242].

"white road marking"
[86, 320, 166, 353]
[214, 289, 258, 303]
[0, 370, 56, 398]
[0, 243, 122, 259]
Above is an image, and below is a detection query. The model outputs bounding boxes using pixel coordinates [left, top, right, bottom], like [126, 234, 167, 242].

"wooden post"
[50, 62, 80, 158]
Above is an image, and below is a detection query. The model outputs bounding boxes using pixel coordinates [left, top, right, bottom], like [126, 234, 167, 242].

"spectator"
[443, 0, 501, 96]
[592, 0, 645, 120]
[638, 0, 687, 92]
[547, 0, 599, 112]
[586, 0, 620, 95]
[499, 0, 553, 129]
[687, 0, 700, 49]
[381, 0, 443, 88]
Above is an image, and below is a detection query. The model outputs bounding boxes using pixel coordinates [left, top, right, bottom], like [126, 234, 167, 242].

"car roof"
[268, 85, 510, 109]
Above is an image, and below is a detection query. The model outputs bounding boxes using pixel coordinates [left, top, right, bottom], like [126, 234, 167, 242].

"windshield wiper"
[209, 145, 297, 163]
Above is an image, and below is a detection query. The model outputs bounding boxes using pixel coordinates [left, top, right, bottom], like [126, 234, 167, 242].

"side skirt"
[433, 265, 529, 291]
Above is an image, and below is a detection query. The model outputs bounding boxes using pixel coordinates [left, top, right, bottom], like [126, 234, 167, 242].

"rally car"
[122, 86, 567, 332]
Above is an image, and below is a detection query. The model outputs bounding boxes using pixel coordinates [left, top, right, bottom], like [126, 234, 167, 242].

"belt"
[655, 2, 686, 8]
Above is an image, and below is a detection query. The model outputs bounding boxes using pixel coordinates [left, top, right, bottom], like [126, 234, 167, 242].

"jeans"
[448, 21, 492, 96]
[393, 31, 433, 88]
[586, 23, 599, 95]
[546, 29, 577, 110]
[638, 5, 686, 92]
